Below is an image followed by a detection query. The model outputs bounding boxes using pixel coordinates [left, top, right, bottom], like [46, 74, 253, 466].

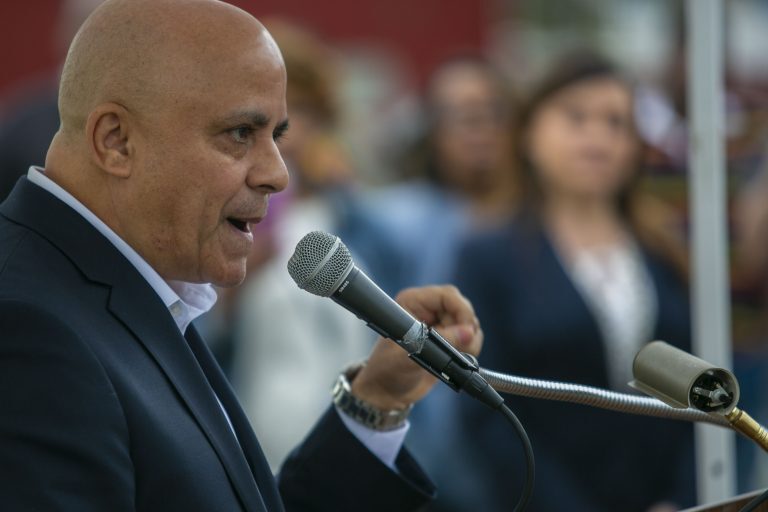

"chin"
[206, 262, 248, 288]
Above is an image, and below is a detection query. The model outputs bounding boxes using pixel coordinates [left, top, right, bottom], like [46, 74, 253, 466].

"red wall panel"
[0, 0, 61, 98]
[0, 0, 488, 101]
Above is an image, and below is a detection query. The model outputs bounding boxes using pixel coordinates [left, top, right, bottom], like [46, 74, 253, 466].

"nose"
[246, 140, 290, 193]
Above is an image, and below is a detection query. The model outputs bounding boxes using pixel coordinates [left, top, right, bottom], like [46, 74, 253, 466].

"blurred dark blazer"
[0, 86, 59, 200]
[455, 218, 695, 512]
[0, 177, 433, 512]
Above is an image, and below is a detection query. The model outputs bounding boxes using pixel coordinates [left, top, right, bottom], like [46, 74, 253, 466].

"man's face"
[119, 33, 289, 287]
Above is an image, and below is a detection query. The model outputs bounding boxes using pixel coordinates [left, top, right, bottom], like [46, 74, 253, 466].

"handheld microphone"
[286, 230, 504, 410]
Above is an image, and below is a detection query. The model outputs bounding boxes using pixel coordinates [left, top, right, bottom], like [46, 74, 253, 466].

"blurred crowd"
[3, 1, 768, 511]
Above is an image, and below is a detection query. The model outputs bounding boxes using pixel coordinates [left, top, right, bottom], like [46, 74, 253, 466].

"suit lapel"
[108, 288, 269, 512]
[185, 325, 285, 512]
[1, 178, 269, 512]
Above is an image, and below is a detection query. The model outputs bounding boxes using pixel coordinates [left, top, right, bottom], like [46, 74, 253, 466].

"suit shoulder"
[0, 215, 90, 300]
[0, 215, 30, 276]
[0, 298, 128, 432]
[0, 298, 134, 509]
[2, 298, 88, 351]
[1, 297, 77, 332]
[0, 298, 119, 393]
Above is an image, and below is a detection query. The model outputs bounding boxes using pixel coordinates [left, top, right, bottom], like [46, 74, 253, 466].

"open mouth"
[227, 218, 250, 233]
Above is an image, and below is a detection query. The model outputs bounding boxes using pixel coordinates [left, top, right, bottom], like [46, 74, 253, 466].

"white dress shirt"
[27, 167, 406, 470]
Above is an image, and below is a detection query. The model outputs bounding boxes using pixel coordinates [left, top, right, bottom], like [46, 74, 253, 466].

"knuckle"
[394, 287, 416, 302]
[443, 284, 460, 295]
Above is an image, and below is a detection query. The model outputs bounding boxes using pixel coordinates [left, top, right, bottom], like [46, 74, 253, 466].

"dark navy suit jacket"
[455, 219, 696, 512]
[0, 178, 434, 512]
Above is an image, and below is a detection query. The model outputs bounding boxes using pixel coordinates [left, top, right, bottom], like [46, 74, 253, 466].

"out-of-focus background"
[2, 1, 768, 511]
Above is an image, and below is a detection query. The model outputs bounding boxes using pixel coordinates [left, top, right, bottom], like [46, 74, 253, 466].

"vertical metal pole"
[686, 0, 737, 504]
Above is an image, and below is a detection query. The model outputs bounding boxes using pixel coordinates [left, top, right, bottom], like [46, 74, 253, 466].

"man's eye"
[230, 126, 254, 143]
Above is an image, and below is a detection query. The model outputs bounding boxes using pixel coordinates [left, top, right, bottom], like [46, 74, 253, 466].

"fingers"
[439, 323, 484, 356]
[394, 284, 483, 358]
[395, 285, 477, 328]
[353, 285, 485, 409]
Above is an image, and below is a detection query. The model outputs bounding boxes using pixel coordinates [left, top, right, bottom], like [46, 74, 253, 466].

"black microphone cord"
[499, 403, 535, 512]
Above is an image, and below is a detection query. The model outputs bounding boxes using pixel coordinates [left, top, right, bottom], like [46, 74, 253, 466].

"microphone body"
[288, 232, 503, 409]
[331, 267, 415, 343]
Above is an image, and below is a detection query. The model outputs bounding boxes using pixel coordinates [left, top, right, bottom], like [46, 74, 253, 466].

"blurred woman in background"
[229, 21, 398, 470]
[455, 53, 694, 512]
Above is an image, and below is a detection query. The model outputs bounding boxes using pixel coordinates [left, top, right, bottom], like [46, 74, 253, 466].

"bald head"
[47, 0, 290, 286]
[58, 0, 277, 137]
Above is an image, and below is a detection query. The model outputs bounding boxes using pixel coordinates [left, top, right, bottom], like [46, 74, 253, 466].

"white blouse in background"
[567, 242, 657, 391]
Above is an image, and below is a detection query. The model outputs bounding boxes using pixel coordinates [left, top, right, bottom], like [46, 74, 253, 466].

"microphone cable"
[499, 403, 535, 512]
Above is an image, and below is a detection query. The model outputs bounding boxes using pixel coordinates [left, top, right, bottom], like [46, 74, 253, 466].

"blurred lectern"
[681, 490, 767, 511]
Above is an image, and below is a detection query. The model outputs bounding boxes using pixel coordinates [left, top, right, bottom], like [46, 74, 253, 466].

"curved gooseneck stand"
[480, 340, 768, 453]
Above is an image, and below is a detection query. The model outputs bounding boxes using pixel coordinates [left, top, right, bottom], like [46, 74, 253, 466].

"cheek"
[151, 169, 225, 257]
[613, 137, 640, 168]
[170, 146, 242, 219]
[590, 135, 639, 186]
[527, 122, 574, 180]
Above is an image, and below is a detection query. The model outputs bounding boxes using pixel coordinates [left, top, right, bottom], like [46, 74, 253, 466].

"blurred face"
[117, 33, 289, 287]
[525, 77, 639, 202]
[431, 65, 512, 193]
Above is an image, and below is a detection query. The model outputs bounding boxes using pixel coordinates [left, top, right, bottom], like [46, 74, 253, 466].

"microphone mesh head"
[287, 231, 354, 297]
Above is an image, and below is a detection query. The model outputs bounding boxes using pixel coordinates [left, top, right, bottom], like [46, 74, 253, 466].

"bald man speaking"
[0, 1, 484, 511]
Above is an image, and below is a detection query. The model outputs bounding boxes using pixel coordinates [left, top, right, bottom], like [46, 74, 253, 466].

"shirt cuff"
[336, 406, 409, 470]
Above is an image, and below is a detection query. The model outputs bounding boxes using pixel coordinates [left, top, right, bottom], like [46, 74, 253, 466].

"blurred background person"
[0, 0, 104, 200]
[227, 21, 400, 470]
[454, 52, 695, 512]
[371, 56, 518, 290]
[368, 56, 519, 512]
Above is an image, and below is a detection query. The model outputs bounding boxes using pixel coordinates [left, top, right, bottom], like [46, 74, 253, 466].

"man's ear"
[85, 103, 134, 178]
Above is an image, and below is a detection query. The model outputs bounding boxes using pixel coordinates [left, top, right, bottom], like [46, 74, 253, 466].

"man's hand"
[350, 285, 483, 410]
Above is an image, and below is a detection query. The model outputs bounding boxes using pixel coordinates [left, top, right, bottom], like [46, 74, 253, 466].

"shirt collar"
[27, 166, 217, 333]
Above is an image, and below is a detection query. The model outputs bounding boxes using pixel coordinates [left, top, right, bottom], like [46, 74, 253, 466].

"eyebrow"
[220, 110, 271, 128]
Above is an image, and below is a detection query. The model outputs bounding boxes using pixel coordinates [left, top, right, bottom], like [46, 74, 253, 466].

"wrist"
[350, 373, 412, 411]
[333, 363, 413, 431]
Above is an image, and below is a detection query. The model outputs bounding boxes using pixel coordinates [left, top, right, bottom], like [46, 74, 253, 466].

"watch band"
[332, 364, 413, 432]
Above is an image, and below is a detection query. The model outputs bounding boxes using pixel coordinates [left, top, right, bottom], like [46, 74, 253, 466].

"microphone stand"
[480, 367, 768, 452]
[723, 408, 768, 452]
